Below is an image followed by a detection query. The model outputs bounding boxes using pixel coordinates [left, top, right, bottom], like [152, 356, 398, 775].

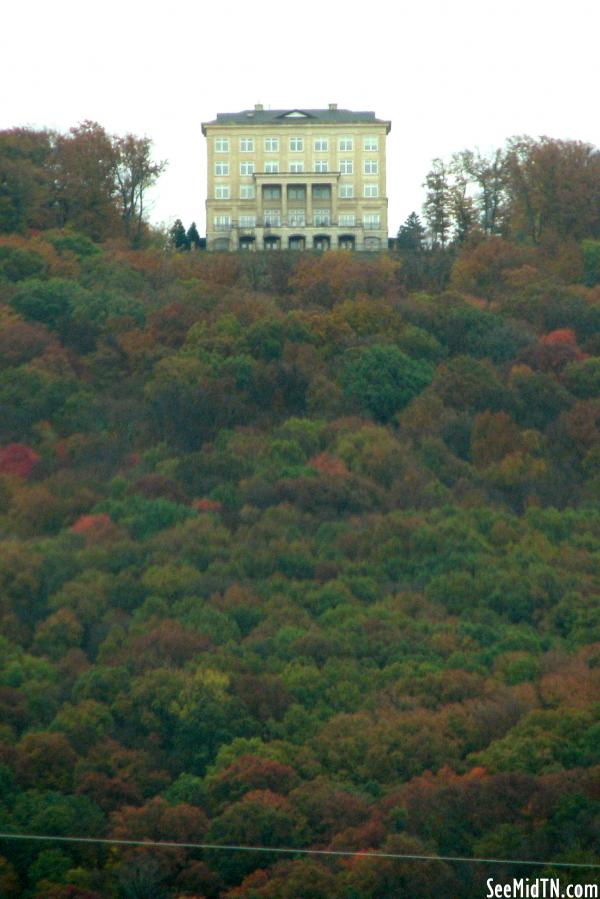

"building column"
[331, 181, 338, 228]
[306, 182, 313, 227]
[256, 183, 263, 226]
[281, 183, 288, 227]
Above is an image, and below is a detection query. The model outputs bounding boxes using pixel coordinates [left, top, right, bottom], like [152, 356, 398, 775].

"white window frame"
[264, 137, 279, 152]
[264, 209, 281, 226]
[215, 162, 229, 176]
[339, 213, 356, 226]
[239, 214, 257, 228]
[240, 184, 256, 200]
[314, 138, 329, 152]
[215, 137, 230, 153]
[240, 137, 254, 152]
[363, 136, 379, 152]
[339, 159, 353, 175]
[363, 214, 381, 229]
[339, 184, 354, 199]
[263, 186, 281, 200]
[314, 209, 331, 226]
[289, 137, 304, 152]
[363, 183, 379, 198]
[339, 137, 353, 152]
[314, 159, 328, 173]
[289, 161, 304, 173]
[288, 210, 306, 227]
[240, 161, 255, 176]
[264, 161, 279, 173]
[364, 159, 379, 175]
[214, 215, 231, 231]
[215, 184, 230, 199]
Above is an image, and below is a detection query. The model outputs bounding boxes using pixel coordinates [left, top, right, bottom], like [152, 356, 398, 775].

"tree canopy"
[0, 125, 600, 897]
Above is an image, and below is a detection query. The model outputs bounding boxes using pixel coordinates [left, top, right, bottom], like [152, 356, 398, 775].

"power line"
[0, 832, 599, 869]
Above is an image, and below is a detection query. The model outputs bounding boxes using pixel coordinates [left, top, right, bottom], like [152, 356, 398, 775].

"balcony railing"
[214, 219, 382, 231]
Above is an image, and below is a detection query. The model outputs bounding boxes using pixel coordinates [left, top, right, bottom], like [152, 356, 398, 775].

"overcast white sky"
[1, 0, 599, 236]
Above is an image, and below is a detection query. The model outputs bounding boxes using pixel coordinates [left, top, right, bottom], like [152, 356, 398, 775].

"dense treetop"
[0, 122, 165, 244]
[0, 126, 600, 897]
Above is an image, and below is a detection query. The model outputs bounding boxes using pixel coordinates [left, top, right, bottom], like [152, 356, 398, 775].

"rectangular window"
[239, 215, 256, 228]
[364, 159, 379, 175]
[289, 161, 304, 173]
[339, 213, 356, 226]
[214, 215, 231, 230]
[363, 213, 380, 228]
[240, 137, 254, 152]
[215, 162, 229, 176]
[240, 161, 255, 176]
[215, 137, 230, 152]
[263, 161, 279, 173]
[313, 185, 331, 199]
[364, 183, 379, 197]
[314, 138, 328, 152]
[264, 137, 279, 152]
[240, 184, 256, 199]
[314, 209, 330, 226]
[314, 160, 328, 173]
[288, 186, 306, 200]
[264, 209, 281, 226]
[289, 137, 304, 152]
[263, 186, 281, 200]
[363, 136, 378, 151]
[339, 137, 353, 151]
[339, 159, 353, 175]
[339, 184, 354, 199]
[215, 184, 230, 199]
[288, 210, 306, 226]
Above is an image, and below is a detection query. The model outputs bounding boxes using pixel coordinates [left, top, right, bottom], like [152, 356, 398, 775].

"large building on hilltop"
[201, 104, 391, 252]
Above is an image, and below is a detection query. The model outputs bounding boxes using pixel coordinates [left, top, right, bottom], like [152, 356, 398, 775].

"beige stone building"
[201, 104, 391, 251]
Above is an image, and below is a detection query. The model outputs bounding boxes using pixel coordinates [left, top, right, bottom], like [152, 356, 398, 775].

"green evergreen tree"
[186, 221, 202, 249]
[396, 212, 426, 251]
[169, 218, 189, 250]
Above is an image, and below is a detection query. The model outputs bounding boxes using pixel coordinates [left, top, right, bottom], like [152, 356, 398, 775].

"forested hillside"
[1, 129, 600, 897]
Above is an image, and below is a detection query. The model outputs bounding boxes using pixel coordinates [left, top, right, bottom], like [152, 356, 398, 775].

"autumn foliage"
[1, 141, 600, 894]
[0, 443, 40, 477]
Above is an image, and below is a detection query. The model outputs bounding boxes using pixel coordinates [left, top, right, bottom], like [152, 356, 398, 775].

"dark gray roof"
[202, 108, 391, 131]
